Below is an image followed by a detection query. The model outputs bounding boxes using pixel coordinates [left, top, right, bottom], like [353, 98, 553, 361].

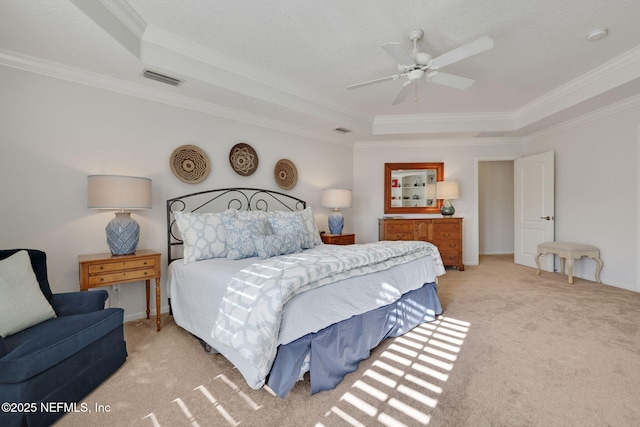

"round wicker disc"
[170, 145, 210, 184]
[229, 143, 258, 176]
[274, 158, 298, 190]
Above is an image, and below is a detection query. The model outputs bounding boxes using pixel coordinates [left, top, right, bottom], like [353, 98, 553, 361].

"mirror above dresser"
[384, 162, 444, 214]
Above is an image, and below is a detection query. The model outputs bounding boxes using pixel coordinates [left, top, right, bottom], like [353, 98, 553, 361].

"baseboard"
[122, 305, 171, 323]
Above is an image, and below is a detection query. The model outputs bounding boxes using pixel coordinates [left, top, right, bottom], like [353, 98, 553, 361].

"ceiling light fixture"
[586, 28, 608, 42]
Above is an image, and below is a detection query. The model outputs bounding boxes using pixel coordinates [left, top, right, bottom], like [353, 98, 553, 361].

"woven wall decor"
[274, 158, 298, 190]
[170, 145, 210, 184]
[229, 143, 258, 176]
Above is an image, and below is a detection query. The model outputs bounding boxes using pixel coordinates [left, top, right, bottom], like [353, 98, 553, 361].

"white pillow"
[0, 250, 57, 337]
[274, 208, 323, 247]
[174, 209, 237, 264]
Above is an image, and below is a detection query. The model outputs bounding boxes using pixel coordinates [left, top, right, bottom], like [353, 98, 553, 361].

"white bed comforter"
[210, 240, 442, 388]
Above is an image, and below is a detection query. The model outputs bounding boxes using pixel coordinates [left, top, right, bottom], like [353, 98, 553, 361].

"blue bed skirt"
[267, 281, 442, 397]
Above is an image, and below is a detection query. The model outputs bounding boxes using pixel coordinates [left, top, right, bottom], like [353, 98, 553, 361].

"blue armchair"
[0, 249, 127, 427]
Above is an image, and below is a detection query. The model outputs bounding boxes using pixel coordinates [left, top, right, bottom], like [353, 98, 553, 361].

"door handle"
[540, 216, 554, 220]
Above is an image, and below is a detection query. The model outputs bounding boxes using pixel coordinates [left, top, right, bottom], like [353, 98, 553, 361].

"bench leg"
[535, 252, 543, 275]
[566, 258, 574, 284]
[592, 257, 603, 283]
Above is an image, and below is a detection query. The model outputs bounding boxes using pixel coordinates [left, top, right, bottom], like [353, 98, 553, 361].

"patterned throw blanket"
[211, 240, 442, 388]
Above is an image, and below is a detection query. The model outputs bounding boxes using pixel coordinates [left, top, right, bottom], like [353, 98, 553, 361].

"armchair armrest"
[50, 290, 109, 316]
[0, 337, 6, 358]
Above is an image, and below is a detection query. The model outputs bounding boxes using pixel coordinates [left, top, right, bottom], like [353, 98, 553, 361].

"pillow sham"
[174, 209, 237, 264]
[223, 217, 271, 260]
[273, 208, 323, 247]
[0, 250, 57, 337]
[253, 233, 303, 259]
[268, 215, 314, 249]
[236, 210, 275, 221]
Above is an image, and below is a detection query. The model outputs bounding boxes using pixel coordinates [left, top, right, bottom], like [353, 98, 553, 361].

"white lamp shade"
[321, 189, 352, 209]
[426, 183, 437, 199]
[87, 175, 152, 210]
[436, 181, 459, 200]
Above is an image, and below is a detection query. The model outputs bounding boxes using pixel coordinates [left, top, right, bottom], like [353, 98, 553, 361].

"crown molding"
[524, 92, 640, 141]
[0, 49, 352, 147]
[354, 137, 525, 149]
[81, 1, 373, 132]
[513, 45, 640, 127]
[372, 46, 640, 137]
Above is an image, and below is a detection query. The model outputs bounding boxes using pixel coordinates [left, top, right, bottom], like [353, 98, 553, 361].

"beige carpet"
[57, 255, 640, 426]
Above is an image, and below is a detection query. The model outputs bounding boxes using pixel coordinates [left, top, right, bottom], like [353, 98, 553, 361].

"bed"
[167, 188, 445, 397]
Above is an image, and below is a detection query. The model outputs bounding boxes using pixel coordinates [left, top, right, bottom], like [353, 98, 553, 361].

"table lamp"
[87, 175, 152, 255]
[436, 180, 459, 216]
[321, 189, 352, 235]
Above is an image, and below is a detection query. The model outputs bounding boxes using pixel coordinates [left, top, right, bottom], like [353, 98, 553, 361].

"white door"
[514, 151, 555, 268]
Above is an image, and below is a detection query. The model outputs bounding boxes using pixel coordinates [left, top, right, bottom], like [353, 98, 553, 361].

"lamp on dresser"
[321, 189, 352, 235]
[436, 180, 459, 216]
[87, 175, 152, 256]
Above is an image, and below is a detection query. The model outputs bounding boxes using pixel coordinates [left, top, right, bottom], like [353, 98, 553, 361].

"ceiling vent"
[142, 69, 183, 86]
[333, 127, 352, 134]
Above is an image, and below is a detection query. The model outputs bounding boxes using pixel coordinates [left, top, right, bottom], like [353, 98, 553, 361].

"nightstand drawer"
[88, 258, 156, 274]
[321, 233, 355, 245]
[88, 267, 157, 286]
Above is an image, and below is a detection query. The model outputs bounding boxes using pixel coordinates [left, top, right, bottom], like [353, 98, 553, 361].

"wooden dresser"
[378, 217, 464, 270]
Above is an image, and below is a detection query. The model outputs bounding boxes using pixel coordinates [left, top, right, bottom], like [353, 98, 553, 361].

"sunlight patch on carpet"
[141, 374, 263, 426]
[317, 315, 470, 426]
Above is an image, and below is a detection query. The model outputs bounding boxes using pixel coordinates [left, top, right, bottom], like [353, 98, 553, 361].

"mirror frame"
[384, 162, 444, 214]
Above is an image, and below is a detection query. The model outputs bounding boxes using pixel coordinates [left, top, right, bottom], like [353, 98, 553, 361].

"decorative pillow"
[223, 217, 271, 260]
[272, 208, 322, 247]
[174, 209, 237, 264]
[268, 215, 314, 249]
[253, 233, 303, 259]
[0, 250, 56, 337]
[236, 210, 275, 221]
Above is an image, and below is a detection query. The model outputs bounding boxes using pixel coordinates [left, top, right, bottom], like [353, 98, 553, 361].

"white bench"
[535, 241, 603, 284]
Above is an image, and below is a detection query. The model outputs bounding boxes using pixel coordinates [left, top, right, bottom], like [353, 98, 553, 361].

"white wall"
[478, 160, 514, 255]
[523, 103, 640, 291]
[353, 141, 525, 266]
[0, 67, 353, 320]
[353, 100, 639, 291]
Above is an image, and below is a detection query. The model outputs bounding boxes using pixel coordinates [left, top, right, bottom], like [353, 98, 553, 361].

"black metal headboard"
[166, 187, 307, 264]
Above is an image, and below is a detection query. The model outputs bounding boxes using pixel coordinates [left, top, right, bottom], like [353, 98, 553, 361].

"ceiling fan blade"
[428, 71, 475, 89]
[392, 81, 414, 105]
[347, 74, 401, 90]
[381, 42, 414, 66]
[429, 36, 494, 70]
[427, 71, 475, 89]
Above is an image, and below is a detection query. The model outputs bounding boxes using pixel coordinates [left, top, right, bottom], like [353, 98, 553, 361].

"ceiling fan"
[348, 30, 494, 105]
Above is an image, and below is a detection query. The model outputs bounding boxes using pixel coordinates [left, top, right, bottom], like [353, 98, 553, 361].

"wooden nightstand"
[321, 233, 355, 245]
[79, 250, 162, 331]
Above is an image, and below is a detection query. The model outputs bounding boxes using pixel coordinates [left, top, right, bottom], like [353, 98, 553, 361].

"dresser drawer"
[88, 258, 156, 274]
[439, 252, 462, 265]
[384, 223, 414, 240]
[432, 228, 461, 241]
[88, 267, 157, 286]
[432, 240, 461, 251]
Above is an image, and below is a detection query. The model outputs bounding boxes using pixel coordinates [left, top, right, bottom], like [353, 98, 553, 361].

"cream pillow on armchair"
[0, 250, 56, 337]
